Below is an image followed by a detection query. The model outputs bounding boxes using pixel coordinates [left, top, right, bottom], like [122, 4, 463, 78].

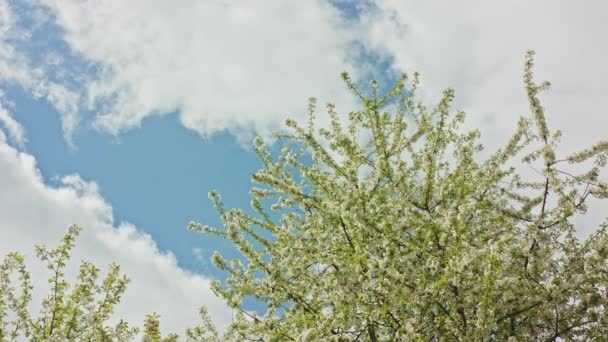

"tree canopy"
[0, 225, 138, 341]
[190, 50, 608, 341]
[2, 51, 608, 341]
[0, 225, 220, 341]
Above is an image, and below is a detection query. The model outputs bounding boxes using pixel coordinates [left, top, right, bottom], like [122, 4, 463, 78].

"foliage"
[0, 225, 137, 341]
[0, 226, 221, 341]
[142, 308, 219, 342]
[190, 51, 608, 341]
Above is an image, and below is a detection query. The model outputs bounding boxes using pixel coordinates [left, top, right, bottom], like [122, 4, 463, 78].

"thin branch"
[339, 216, 355, 250]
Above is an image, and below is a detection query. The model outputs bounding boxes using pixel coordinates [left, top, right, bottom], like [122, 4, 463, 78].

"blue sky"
[0, 0, 606, 335]
[16, 101, 253, 274]
[3, 0, 375, 279]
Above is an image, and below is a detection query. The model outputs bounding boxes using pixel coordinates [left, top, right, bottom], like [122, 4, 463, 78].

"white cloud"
[0, 0, 81, 145]
[360, 0, 608, 155]
[31, 0, 607, 154]
[38, 0, 362, 141]
[0, 95, 25, 147]
[2, 0, 606, 154]
[0, 125, 232, 335]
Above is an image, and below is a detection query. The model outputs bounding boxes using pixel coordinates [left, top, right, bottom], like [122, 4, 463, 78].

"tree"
[142, 309, 219, 342]
[0, 225, 137, 341]
[0, 226, 220, 342]
[190, 50, 608, 341]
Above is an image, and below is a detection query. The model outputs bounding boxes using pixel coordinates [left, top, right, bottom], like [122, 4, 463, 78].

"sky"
[0, 0, 607, 335]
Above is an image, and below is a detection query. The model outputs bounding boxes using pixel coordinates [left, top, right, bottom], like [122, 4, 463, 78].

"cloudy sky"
[1, 0, 606, 335]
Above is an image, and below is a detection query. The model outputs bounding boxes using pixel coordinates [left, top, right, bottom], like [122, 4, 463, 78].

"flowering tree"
[0, 226, 220, 341]
[0, 225, 137, 341]
[191, 51, 608, 341]
[142, 309, 220, 342]
[2, 51, 607, 341]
